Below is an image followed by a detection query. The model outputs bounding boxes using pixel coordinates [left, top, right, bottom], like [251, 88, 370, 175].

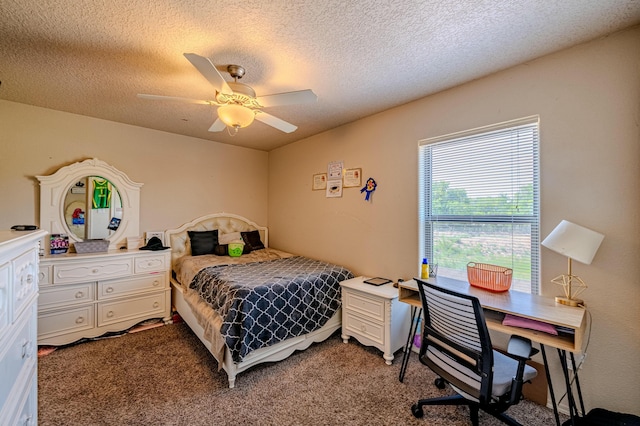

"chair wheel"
[411, 403, 424, 418]
[434, 377, 446, 389]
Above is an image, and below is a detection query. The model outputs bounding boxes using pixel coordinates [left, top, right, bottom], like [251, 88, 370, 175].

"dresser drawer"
[134, 254, 167, 274]
[12, 248, 39, 321]
[38, 305, 95, 338]
[39, 283, 95, 309]
[98, 292, 167, 326]
[10, 369, 37, 426]
[0, 305, 37, 409]
[344, 289, 386, 322]
[343, 310, 384, 345]
[39, 264, 52, 286]
[0, 262, 9, 337]
[98, 274, 166, 300]
[53, 257, 133, 284]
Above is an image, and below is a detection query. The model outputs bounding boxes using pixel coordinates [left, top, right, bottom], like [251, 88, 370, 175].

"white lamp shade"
[217, 104, 255, 128]
[541, 220, 604, 265]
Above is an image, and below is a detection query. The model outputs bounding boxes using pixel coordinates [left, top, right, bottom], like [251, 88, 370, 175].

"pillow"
[188, 230, 218, 256]
[213, 243, 251, 256]
[502, 314, 558, 335]
[213, 244, 228, 256]
[241, 230, 265, 251]
[218, 231, 242, 245]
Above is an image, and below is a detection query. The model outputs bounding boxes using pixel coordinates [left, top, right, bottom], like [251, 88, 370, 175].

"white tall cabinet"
[0, 229, 47, 426]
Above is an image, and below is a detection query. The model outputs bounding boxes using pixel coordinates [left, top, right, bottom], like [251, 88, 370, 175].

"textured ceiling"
[2, 1, 639, 151]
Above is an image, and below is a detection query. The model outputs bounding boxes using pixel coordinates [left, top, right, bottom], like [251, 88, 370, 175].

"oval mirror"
[63, 176, 123, 240]
[38, 158, 142, 251]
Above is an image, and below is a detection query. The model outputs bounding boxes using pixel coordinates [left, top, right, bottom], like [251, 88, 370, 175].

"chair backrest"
[416, 279, 494, 404]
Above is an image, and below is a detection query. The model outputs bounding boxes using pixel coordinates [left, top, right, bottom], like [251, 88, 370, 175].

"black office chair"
[411, 279, 539, 426]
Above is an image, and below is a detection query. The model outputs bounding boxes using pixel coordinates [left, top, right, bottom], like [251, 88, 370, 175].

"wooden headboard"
[164, 212, 268, 269]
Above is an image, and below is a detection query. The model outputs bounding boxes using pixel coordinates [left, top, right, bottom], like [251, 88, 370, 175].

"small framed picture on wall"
[312, 173, 327, 190]
[343, 168, 362, 188]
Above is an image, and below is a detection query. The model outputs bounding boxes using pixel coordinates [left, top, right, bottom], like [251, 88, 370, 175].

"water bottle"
[421, 258, 429, 279]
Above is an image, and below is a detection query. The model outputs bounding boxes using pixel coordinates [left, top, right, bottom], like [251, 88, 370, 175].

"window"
[418, 116, 540, 294]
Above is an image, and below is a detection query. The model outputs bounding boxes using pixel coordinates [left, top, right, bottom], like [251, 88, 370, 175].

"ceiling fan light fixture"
[217, 104, 255, 129]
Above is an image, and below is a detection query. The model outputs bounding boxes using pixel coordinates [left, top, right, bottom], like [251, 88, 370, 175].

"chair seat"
[426, 347, 537, 401]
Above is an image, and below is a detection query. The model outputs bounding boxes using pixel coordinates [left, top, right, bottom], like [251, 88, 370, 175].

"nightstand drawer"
[98, 274, 166, 299]
[344, 290, 386, 321]
[39, 283, 95, 309]
[344, 310, 384, 345]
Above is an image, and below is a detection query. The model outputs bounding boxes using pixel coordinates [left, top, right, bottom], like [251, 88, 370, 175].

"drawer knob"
[361, 325, 366, 332]
[76, 317, 84, 324]
[106, 287, 114, 293]
[152, 280, 159, 287]
[26, 274, 34, 284]
[107, 311, 114, 318]
[75, 291, 84, 299]
[92, 268, 99, 274]
[153, 301, 160, 308]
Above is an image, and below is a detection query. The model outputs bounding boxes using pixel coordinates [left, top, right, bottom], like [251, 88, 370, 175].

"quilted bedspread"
[190, 256, 353, 362]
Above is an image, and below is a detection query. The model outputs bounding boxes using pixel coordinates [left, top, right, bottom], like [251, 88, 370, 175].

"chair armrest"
[505, 335, 539, 405]
[506, 335, 538, 360]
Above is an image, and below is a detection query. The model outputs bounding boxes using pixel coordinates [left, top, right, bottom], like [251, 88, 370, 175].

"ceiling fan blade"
[256, 89, 317, 108]
[183, 53, 233, 95]
[254, 111, 298, 133]
[137, 94, 212, 105]
[208, 118, 226, 132]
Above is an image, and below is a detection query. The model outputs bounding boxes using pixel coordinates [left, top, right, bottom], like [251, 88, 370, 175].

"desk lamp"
[541, 220, 604, 307]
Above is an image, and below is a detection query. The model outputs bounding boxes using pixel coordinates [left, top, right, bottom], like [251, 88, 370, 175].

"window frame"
[418, 116, 540, 294]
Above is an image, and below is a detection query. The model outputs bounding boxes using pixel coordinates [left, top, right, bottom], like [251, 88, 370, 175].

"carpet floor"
[38, 322, 565, 425]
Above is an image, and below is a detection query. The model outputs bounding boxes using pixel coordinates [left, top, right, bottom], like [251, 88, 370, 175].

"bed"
[165, 212, 353, 388]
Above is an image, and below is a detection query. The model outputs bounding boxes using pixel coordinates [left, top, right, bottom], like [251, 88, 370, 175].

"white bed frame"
[165, 212, 341, 388]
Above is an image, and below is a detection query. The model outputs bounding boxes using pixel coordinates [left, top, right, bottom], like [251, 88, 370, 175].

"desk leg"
[399, 307, 421, 382]
[569, 352, 586, 417]
[558, 349, 581, 425]
[540, 345, 561, 426]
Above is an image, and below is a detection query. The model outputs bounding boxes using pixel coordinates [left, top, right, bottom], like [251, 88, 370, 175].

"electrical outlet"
[145, 231, 165, 244]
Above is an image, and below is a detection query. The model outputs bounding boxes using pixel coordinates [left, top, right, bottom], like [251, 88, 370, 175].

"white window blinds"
[418, 116, 540, 293]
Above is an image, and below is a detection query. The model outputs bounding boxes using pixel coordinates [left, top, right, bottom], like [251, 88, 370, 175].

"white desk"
[398, 277, 588, 426]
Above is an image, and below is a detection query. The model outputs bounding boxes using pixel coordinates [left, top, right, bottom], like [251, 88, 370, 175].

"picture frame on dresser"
[35, 159, 172, 347]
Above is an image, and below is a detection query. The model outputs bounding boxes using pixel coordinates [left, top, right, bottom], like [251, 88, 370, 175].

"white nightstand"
[340, 276, 410, 365]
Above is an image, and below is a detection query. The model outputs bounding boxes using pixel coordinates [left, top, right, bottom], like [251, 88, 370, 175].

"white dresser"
[340, 276, 410, 365]
[0, 229, 47, 426]
[38, 249, 171, 346]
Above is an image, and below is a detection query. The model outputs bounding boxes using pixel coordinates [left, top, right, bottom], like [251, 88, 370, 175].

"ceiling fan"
[138, 53, 317, 135]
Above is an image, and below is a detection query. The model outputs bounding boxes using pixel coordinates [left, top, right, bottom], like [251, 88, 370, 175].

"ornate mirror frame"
[37, 158, 143, 250]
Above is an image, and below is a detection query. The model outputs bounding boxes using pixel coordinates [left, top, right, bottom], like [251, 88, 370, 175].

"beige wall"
[0, 101, 269, 234]
[1, 25, 638, 417]
[268, 27, 640, 414]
